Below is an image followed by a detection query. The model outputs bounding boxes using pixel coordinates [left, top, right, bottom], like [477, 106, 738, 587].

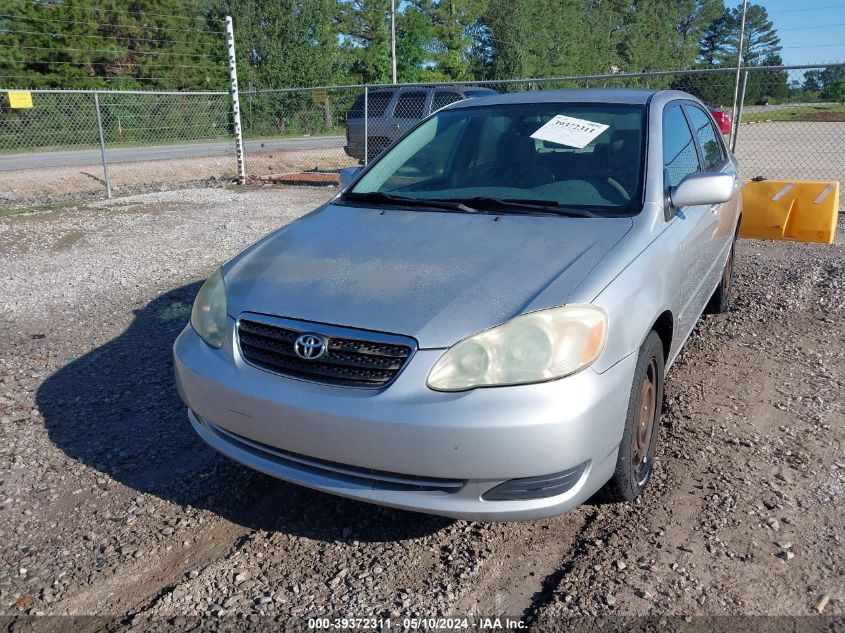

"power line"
[0, 74, 192, 83]
[769, 4, 845, 13]
[1, 59, 223, 71]
[778, 22, 845, 31]
[781, 43, 845, 49]
[2, 28, 216, 46]
[0, 13, 225, 35]
[3, 44, 226, 61]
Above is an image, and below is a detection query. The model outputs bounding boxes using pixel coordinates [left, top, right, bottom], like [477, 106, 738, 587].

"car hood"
[223, 202, 632, 348]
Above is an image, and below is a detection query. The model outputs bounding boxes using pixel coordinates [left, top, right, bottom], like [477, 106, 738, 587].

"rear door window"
[684, 105, 726, 171]
[662, 105, 701, 188]
[368, 91, 394, 117]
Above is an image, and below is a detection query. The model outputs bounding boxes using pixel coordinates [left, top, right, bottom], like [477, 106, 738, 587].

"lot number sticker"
[530, 115, 609, 148]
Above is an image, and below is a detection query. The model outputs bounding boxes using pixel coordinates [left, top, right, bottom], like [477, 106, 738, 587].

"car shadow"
[36, 282, 452, 542]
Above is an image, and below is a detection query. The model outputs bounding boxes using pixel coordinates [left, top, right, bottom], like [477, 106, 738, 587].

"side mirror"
[670, 172, 735, 208]
[339, 166, 362, 189]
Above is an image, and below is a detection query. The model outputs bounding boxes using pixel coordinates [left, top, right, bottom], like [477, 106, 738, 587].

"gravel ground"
[0, 185, 842, 629]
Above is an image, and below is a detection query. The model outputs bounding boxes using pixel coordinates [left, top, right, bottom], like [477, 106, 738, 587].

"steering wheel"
[583, 176, 631, 204]
[605, 177, 631, 201]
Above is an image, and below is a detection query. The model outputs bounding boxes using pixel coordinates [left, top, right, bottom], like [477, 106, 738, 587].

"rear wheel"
[600, 330, 664, 502]
[707, 238, 736, 314]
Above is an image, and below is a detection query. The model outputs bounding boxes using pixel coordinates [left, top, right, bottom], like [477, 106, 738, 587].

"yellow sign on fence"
[8, 90, 33, 109]
[311, 89, 327, 105]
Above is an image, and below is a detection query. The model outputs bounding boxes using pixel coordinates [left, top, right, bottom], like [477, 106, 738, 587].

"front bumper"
[174, 321, 636, 521]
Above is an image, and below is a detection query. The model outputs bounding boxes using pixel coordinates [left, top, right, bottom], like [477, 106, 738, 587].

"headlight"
[427, 305, 607, 391]
[190, 269, 228, 349]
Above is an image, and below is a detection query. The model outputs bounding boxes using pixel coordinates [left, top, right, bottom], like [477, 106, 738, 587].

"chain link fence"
[1, 64, 843, 200]
[0, 89, 235, 200]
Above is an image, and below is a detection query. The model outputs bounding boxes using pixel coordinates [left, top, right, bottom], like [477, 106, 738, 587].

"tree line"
[2, 0, 843, 101]
[0, 0, 788, 89]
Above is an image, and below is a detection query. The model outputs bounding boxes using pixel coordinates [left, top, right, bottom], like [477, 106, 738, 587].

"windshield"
[347, 102, 647, 216]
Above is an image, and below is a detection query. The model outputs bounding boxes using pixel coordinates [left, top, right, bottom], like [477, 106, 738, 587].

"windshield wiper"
[343, 191, 478, 213]
[447, 197, 597, 218]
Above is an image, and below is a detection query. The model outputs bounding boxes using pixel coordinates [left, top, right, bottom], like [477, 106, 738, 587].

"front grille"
[205, 419, 464, 493]
[237, 317, 413, 388]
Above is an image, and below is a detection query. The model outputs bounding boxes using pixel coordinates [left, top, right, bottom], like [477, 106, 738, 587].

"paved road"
[0, 135, 345, 172]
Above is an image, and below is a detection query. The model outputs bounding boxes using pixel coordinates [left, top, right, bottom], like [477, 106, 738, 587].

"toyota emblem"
[294, 333, 327, 360]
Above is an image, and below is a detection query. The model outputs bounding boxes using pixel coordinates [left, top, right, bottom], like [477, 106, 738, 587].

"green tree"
[219, 0, 340, 89]
[337, 0, 392, 84]
[481, 0, 530, 80]
[0, 0, 225, 90]
[704, 3, 781, 67]
[804, 66, 845, 101]
[829, 77, 845, 103]
[675, 0, 724, 68]
[428, 0, 488, 80]
[395, 3, 436, 82]
[623, 0, 683, 73]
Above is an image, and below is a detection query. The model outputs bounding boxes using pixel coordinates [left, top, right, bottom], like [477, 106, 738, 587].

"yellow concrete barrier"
[740, 179, 839, 244]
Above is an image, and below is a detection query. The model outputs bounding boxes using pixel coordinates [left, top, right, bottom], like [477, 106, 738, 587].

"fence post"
[225, 15, 246, 185]
[363, 86, 369, 166]
[731, 70, 748, 154]
[93, 91, 112, 199]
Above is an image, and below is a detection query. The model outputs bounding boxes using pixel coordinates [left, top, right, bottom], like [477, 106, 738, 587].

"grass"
[0, 197, 91, 219]
[742, 102, 845, 123]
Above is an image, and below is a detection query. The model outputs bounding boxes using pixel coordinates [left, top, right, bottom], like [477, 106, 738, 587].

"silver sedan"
[174, 88, 742, 521]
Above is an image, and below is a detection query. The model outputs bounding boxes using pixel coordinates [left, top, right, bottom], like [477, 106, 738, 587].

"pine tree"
[337, 0, 392, 84]
[0, 0, 224, 90]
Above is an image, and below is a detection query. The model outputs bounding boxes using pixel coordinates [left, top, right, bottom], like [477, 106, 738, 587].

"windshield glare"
[348, 102, 647, 215]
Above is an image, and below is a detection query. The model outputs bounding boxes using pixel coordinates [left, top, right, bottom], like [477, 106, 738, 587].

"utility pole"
[729, 0, 748, 148]
[390, 0, 397, 84]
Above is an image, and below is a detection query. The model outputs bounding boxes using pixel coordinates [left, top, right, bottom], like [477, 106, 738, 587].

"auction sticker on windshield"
[530, 114, 609, 148]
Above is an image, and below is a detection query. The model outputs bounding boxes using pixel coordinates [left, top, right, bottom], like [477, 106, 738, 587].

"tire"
[706, 237, 736, 314]
[600, 330, 665, 502]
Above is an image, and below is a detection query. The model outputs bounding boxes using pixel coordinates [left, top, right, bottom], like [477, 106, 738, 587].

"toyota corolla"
[174, 88, 742, 521]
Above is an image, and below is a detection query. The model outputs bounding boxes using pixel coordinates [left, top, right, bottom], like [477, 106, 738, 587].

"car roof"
[365, 85, 495, 94]
[447, 87, 662, 108]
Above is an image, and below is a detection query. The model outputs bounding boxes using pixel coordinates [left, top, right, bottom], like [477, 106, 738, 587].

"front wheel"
[600, 330, 665, 502]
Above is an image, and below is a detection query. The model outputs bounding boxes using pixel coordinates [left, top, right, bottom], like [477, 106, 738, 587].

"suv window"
[395, 91, 427, 119]
[348, 92, 395, 118]
[685, 105, 725, 171]
[432, 91, 463, 112]
[368, 92, 394, 117]
[662, 105, 700, 188]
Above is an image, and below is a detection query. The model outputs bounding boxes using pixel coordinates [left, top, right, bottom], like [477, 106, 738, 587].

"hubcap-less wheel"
[633, 358, 657, 485]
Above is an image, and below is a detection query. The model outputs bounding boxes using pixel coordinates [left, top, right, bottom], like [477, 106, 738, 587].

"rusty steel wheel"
[600, 330, 664, 502]
[632, 358, 658, 486]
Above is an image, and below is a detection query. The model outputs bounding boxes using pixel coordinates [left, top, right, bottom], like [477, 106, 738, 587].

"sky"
[731, 1, 845, 65]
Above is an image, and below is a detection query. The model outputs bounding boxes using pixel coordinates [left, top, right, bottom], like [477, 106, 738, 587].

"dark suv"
[345, 85, 497, 162]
